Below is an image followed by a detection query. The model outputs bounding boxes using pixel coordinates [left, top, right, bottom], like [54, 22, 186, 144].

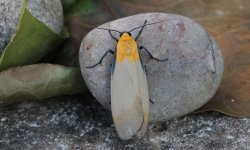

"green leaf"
[0, 1, 69, 71]
[0, 64, 87, 107]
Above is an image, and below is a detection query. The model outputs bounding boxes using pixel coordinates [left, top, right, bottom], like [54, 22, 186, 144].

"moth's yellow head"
[118, 33, 133, 42]
[116, 32, 139, 63]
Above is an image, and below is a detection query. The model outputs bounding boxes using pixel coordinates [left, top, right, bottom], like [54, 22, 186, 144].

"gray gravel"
[0, 94, 250, 150]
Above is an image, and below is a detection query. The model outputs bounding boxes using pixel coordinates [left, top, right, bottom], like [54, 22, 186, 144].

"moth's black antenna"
[96, 27, 122, 34]
[129, 20, 166, 33]
[78, 22, 122, 34]
[78, 23, 96, 29]
[135, 20, 147, 41]
[98, 20, 166, 34]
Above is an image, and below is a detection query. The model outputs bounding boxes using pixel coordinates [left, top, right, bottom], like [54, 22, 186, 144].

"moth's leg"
[139, 46, 168, 61]
[86, 50, 114, 68]
[149, 98, 154, 104]
[138, 46, 147, 75]
[144, 65, 148, 76]
[109, 64, 113, 72]
[109, 30, 118, 42]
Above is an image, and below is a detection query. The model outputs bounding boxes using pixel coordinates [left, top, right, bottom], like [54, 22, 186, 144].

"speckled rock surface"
[0, 0, 64, 52]
[0, 94, 249, 149]
[79, 13, 224, 121]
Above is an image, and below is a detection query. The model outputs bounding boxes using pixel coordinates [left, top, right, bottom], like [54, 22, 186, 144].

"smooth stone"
[0, 0, 64, 52]
[79, 12, 224, 122]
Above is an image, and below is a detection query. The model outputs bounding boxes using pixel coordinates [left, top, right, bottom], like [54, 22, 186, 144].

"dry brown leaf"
[197, 16, 250, 116]
[198, 65, 250, 117]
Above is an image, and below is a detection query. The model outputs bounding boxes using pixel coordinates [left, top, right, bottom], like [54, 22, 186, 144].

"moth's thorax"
[116, 33, 139, 63]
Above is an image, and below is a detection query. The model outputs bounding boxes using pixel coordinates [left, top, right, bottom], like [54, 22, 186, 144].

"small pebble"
[1, 117, 7, 122]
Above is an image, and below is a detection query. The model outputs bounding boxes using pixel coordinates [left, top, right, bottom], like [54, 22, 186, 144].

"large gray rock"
[0, 0, 64, 52]
[79, 13, 224, 122]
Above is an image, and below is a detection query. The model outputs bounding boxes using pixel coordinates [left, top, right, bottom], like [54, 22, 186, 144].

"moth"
[86, 20, 167, 139]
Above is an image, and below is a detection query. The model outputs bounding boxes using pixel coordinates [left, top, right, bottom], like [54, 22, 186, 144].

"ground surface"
[0, 93, 250, 150]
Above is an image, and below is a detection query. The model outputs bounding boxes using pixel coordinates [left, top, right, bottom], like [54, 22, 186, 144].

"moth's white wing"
[111, 60, 149, 140]
[136, 63, 149, 137]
